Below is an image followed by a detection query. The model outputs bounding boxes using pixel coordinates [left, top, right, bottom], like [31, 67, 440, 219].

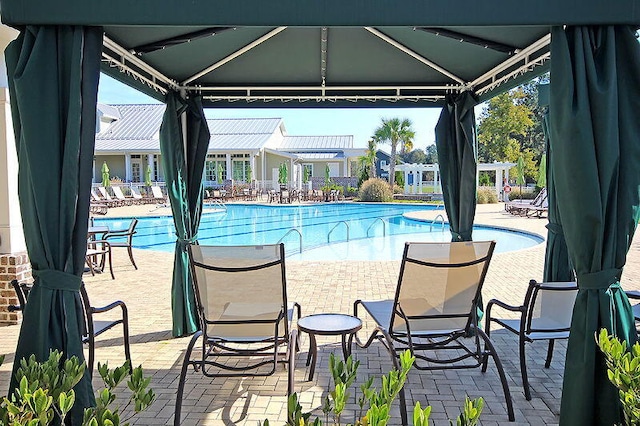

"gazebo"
[1, 2, 639, 425]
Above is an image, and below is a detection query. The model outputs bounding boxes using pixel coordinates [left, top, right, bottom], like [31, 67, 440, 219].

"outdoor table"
[87, 225, 109, 240]
[297, 313, 362, 381]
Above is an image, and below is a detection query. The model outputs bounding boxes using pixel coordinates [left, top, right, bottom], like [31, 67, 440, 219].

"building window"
[205, 155, 227, 182]
[380, 160, 387, 167]
[232, 159, 250, 181]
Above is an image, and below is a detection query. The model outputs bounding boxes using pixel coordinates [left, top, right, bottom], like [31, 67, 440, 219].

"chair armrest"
[91, 300, 127, 314]
[485, 298, 525, 312]
[292, 302, 302, 321]
[103, 230, 132, 239]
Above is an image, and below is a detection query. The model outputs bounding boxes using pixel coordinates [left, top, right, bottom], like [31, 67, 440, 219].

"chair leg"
[519, 334, 531, 401]
[287, 329, 297, 397]
[481, 318, 493, 373]
[379, 329, 408, 426]
[88, 334, 95, 374]
[477, 327, 515, 421]
[107, 250, 115, 279]
[86, 257, 96, 276]
[174, 331, 202, 426]
[121, 304, 132, 368]
[544, 339, 555, 368]
[127, 246, 138, 270]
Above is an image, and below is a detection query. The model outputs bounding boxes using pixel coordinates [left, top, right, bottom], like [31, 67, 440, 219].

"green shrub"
[597, 329, 640, 425]
[477, 188, 498, 204]
[395, 171, 405, 187]
[0, 350, 155, 426]
[359, 178, 393, 202]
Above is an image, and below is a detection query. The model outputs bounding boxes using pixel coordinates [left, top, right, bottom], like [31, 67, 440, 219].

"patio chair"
[151, 186, 168, 204]
[353, 241, 514, 425]
[86, 239, 115, 279]
[103, 218, 139, 270]
[174, 243, 301, 426]
[9, 279, 131, 374]
[484, 280, 578, 400]
[129, 186, 149, 204]
[111, 186, 134, 206]
[506, 188, 547, 215]
[625, 290, 640, 322]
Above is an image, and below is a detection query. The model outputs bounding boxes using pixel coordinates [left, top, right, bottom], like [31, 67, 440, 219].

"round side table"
[297, 313, 362, 381]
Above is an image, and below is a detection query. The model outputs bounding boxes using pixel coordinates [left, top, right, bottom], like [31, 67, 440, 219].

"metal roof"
[96, 103, 121, 120]
[208, 133, 273, 150]
[96, 104, 165, 140]
[207, 117, 283, 135]
[294, 152, 344, 160]
[95, 139, 159, 152]
[281, 135, 353, 150]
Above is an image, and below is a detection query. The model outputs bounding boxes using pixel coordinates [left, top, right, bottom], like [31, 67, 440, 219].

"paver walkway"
[1, 203, 638, 425]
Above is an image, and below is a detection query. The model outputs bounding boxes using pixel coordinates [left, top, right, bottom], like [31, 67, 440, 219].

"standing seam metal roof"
[280, 135, 353, 149]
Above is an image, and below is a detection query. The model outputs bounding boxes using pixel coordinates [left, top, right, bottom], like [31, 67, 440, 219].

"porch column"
[343, 158, 348, 177]
[226, 153, 232, 181]
[418, 167, 423, 194]
[404, 170, 409, 194]
[92, 158, 96, 183]
[495, 168, 502, 198]
[124, 153, 132, 182]
[147, 154, 155, 181]
[434, 168, 439, 193]
[249, 153, 256, 184]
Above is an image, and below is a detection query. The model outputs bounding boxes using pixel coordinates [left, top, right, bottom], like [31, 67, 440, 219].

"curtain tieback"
[177, 235, 198, 246]
[578, 268, 622, 290]
[545, 222, 563, 235]
[33, 269, 82, 291]
[451, 231, 472, 242]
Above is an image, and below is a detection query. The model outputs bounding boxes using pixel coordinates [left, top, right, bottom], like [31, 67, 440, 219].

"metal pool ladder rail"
[278, 228, 303, 253]
[430, 214, 446, 232]
[327, 221, 350, 243]
[366, 217, 386, 237]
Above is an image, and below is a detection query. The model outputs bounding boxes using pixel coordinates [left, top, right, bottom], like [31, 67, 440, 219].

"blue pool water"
[94, 203, 543, 261]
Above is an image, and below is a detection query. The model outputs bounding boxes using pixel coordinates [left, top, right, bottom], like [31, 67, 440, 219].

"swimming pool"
[94, 203, 543, 261]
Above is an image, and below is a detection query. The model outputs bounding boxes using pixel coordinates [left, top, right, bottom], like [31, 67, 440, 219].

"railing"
[327, 221, 350, 243]
[278, 228, 303, 254]
[366, 218, 386, 237]
[430, 214, 446, 232]
[207, 200, 227, 211]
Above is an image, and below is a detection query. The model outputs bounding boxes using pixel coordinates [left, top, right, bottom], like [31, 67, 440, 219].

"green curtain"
[541, 112, 572, 283]
[551, 26, 640, 426]
[6, 26, 102, 422]
[434, 91, 478, 242]
[159, 92, 210, 337]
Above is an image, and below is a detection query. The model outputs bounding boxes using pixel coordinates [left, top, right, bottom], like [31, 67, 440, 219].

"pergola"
[2, 1, 640, 425]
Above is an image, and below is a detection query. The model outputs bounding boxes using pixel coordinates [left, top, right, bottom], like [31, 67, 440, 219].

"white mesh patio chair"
[174, 243, 301, 426]
[484, 280, 577, 400]
[354, 241, 514, 425]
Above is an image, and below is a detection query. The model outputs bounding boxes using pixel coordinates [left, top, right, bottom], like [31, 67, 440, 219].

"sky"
[97, 74, 443, 149]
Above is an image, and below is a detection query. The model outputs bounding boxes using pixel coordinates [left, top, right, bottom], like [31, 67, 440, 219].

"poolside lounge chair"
[129, 186, 149, 204]
[506, 188, 547, 215]
[10, 279, 131, 374]
[522, 196, 549, 218]
[353, 241, 514, 425]
[112, 186, 134, 206]
[98, 186, 124, 208]
[151, 186, 169, 205]
[174, 243, 300, 426]
[103, 218, 139, 270]
[485, 280, 578, 400]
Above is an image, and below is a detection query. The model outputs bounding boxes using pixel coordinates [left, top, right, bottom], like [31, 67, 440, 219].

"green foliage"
[507, 187, 538, 201]
[394, 172, 404, 188]
[0, 351, 155, 426]
[373, 118, 415, 188]
[278, 163, 288, 185]
[477, 188, 498, 204]
[478, 172, 491, 186]
[260, 350, 484, 426]
[424, 144, 438, 164]
[597, 329, 640, 425]
[359, 179, 393, 202]
[399, 149, 427, 164]
[358, 139, 378, 183]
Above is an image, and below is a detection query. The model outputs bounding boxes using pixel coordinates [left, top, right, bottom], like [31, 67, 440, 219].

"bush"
[508, 187, 537, 201]
[394, 171, 404, 187]
[477, 188, 498, 204]
[359, 178, 393, 202]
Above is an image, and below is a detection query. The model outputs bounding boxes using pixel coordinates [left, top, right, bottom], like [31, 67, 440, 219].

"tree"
[514, 76, 549, 164]
[400, 149, 427, 164]
[358, 139, 377, 179]
[477, 90, 534, 163]
[425, 144, 438, 164]
[373, 118, 415, 188]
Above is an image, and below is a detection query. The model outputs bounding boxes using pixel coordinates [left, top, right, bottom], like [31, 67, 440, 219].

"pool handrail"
[278, 228, 303, 253]
[431, 214, 446, 232]
[366, 217, 386, 237]
[327, 221, 350, 244]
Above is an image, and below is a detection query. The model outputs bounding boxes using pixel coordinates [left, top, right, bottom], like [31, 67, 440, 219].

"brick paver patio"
[1, 203, 638, 425]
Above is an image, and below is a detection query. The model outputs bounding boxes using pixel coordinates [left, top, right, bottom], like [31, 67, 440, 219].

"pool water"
[94, 203, 543, 261]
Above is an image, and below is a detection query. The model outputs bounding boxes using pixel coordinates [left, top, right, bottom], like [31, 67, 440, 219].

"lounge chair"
[485, 280, 578, 400]
[112, 186, 134, 206]
[103, 218, 139, 270]
[354, 241, 515, 425]
[98, 186, 124, 208]
[522, 196, 549, 218]
[129, 186, 149, 204]
[150, 185, 168, 204]
[506, 188, 547, 215]
[174, 243, 300, 426]
[10, 279, 131, 374]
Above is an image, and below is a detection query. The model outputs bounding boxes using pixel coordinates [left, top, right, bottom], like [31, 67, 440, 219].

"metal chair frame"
[103, 218, 139, 270]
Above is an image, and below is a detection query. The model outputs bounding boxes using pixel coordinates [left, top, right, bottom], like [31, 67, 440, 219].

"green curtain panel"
[551, 26, 640, 426]
[6, 25, 102, 422]
[159, 92, 210, 338]
[434, 91, 478, 242]
[541, 113, 572, 283]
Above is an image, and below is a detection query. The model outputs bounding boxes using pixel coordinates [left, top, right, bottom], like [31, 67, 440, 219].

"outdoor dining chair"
[174, 243, 300, 426]
[85, 239, 115, 279]
[484, 280, 578, 400]
[353, 241, 514, 425]
[9, 279, 131, 374]
[103, 218, 139, 270]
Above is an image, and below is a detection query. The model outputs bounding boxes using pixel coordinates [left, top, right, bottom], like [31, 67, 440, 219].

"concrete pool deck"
[1, 202, 638, 425]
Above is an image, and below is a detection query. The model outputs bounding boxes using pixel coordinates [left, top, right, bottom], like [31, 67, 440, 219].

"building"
[94, 104, 364, 189]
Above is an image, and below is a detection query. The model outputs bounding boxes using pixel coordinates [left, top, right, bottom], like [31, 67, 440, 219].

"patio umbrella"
[279, 162, 288, 185]
[217, 165, 223, 183]
[144, 164, 153, 187]
[303, 165, 310, 184]
[246, 165, 252, 184]
[550, 25, 640, 426]
[101, 161, 110, 187]
[6, 25, 103, 422]
[537, 154, 547, 188]
[325, 164, 331, 185]
[434, 91, 478, 242]
[159, 92, 210, 337]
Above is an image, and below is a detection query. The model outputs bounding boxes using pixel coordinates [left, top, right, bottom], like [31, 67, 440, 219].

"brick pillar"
[0, 252, 31, 325]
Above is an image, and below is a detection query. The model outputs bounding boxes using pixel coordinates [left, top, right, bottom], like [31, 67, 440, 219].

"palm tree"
[373, 118, 415, 188]
[358, 138, 378, 179]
